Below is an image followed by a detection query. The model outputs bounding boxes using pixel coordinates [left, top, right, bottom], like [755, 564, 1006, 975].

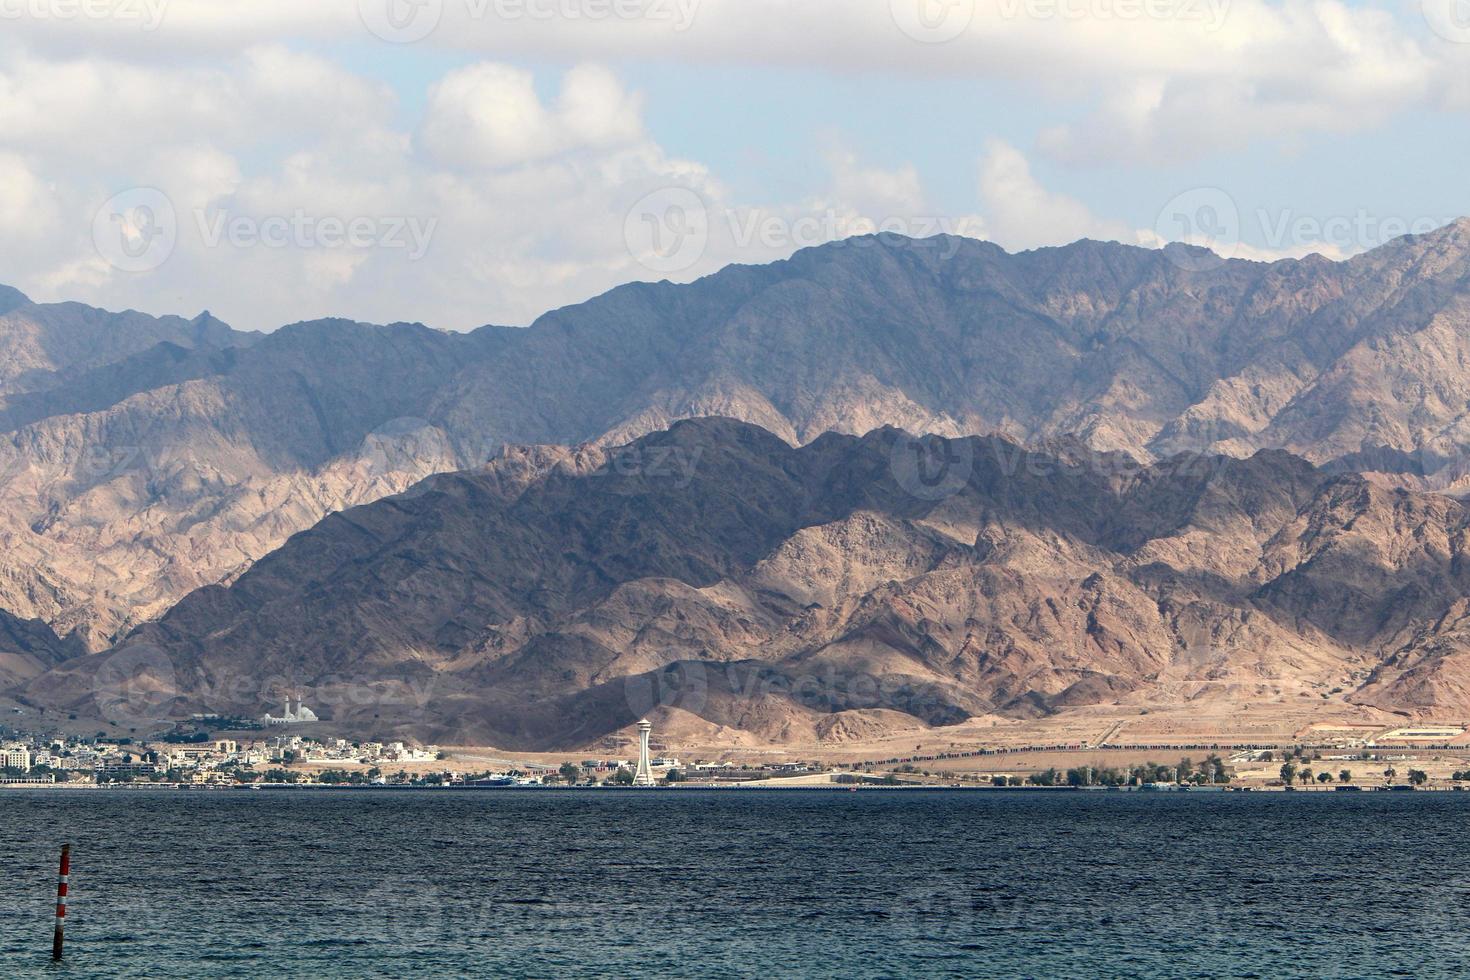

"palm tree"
[1384, 767, 1397, 785]
[1339, 770, 1351, 783]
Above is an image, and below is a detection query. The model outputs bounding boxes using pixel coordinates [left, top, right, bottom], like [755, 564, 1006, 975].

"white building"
[0, 745, 32, 771]
[260, 698, 320, 726]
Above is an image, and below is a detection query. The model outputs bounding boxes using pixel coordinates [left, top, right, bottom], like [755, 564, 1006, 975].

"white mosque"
[260, 698, 319, 726]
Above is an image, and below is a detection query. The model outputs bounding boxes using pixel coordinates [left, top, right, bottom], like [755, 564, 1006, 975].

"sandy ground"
[315, 700, 1470, 789]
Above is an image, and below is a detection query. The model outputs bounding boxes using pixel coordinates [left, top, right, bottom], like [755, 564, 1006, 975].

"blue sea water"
[1, 788, 1466, 978]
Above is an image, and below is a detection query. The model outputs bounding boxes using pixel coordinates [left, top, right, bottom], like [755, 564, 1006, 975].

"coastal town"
[8, 701, 1470, 792]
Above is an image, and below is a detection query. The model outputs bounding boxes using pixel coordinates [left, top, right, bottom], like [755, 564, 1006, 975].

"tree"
[1298, 768, 1313, 785]
[663, 769, 685, 783]
[1280, 762, 1297, 785]
[609, 769, 635, 785]
[559, 762, 581, 785]
[1409, 769, 1428, 786]
[1339, 770, 1351, 783]
[1316, 771, 1331, 784]
[1384, 767, 1397, 784]
[991, 775, 1008, 787]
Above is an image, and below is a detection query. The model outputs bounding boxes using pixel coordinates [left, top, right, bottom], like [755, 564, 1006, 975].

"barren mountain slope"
[20, 419, 1470, 748]
[9, 221, 1470, 648]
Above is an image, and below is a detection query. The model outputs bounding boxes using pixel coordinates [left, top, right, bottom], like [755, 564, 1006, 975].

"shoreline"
[3, 782, 1461, 794]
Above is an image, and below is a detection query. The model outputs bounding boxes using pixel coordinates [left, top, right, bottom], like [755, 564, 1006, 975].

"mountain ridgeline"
[8, 222, 1470, 741]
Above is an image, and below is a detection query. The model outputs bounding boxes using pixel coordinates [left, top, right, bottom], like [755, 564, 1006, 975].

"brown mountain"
[22, 419, 1470, 748]
[8, 221, 1470, 652]
[0, 608, 84, 693]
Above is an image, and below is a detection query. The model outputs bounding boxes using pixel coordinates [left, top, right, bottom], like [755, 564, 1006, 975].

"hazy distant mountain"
[0, 289, 254, 397]
[7, 220, 1470, 649]
[0, 607, 84, 693]
[23, 419, 1470, 747]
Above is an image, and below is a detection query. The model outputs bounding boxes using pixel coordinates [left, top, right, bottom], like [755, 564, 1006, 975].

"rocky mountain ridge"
[19, 419, 1470, 748]
[8, 221, 1470, 652]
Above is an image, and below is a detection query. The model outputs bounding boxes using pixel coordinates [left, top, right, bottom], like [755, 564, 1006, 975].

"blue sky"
[0, 0, 1467, 331]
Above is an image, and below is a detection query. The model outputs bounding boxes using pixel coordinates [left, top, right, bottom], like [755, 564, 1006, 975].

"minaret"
[634, 718, 655, 785]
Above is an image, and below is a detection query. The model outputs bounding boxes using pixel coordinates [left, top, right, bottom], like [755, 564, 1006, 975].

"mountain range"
[22, 418, 1470, 748]
[8, 222, 1470, 743]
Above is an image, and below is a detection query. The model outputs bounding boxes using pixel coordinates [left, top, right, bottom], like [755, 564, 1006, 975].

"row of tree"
[1004, 756, 1231, 787]
[1281, 764, 1429, 785]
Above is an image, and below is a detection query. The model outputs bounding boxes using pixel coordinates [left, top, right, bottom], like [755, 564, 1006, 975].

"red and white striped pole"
[52, 843, 69, 961]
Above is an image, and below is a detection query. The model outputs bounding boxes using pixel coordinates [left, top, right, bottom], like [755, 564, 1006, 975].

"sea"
[1, 788, 1466, 978]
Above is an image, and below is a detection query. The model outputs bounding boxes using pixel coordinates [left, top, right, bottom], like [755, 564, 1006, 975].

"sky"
[1, 0, 1468, 332]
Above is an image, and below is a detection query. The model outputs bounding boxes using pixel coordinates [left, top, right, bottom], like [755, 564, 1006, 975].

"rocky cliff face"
[8, 221, 1470, 652]
[22, 419, 1470, 748]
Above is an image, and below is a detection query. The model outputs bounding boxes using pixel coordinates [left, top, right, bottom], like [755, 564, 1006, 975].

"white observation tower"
[634, 718, 655, 785]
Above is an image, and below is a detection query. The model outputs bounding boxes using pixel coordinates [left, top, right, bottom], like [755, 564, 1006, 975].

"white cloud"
[0, 151, 58, 241]
[977, 140, 1140, 249]
[0, 43, 961, 332]
[0, 1, 1461, 331]
[1037, 0, 1437, 163]
[3, 0, 1452, 166]
[417, 62, 643, 170]
[821, 147, 927, 219]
